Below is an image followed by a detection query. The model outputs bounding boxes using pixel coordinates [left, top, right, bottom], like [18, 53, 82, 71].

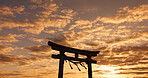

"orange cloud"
[21, 25, 45, 34]
[0, 5, 24, 17]
[0, 34, 25, 43]
[43, 30, 56, 34]
[0, 45, 14, 53]
[30, 0, 43, 4]
[0, 0, 77, 35]
[29, 38, 44, 42]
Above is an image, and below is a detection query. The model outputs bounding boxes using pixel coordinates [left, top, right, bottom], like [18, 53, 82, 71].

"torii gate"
[48, 41, 100, 78]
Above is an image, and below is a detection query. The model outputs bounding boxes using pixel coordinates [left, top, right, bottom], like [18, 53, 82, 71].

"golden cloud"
[30, 0, 43, 4]
[0, 45, 14, 53]
[0, 34, 26, 43]
[0, 5, 24, 16]
[21, 25, 45, 34]
[0, 0, 77, 35]
[29, 38, 44, 42]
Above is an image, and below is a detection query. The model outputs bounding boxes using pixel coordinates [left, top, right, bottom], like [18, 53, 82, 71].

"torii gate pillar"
[58, 51, 65, 78]
[87, 55, 92, 78]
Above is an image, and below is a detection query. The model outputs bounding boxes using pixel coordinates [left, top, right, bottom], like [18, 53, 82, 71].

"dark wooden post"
[75, 53, 78, 59]
[58, 51, 65, 78]
[87, 55, 92, 78]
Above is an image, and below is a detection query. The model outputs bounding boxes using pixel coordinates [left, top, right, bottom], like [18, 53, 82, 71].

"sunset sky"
[0, 0, 148, 78]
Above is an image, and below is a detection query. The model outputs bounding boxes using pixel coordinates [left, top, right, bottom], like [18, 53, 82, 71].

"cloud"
[18, 55, 51, 66]
[39, 69, 56, 75]
[0, 53, 51, 66]
[0, 0, 77, 35]
[109, 43, 148, 53]
[99, 5, 148, 24]
[47, 33, 70, 46]
[0, 66, 56, 78]
[0, 54, 19, 65]
[24, 45, 51, 53]
[64, 72, 76, 75]
[29, 38, 44, 42]
[0, 5, 24, 16]
[83, 42, 99, 47]
[0, 1, 147, 78]
[58, 9, 77, 19]
[21, 25, 45, 34]
[43, 30, 56, 34]
[117, 71, 148, 75]
[69, 19, 94, 30]
[129, 44, 148, 52]
[129, 67, 148, 71]
[0, 73, 22, 76]
[22, 2, 76, 34]
[0, 34, 26, 43]
[95, 42, 148, 66]
[0, 45, 14, 53]
[30, 0, 43, 4]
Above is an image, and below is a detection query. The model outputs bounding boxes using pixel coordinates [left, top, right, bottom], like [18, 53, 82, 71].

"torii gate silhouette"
[48, 41, 100, 78]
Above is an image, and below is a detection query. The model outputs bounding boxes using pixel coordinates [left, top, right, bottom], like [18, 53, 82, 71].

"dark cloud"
[24, 45, 51, 53]
[83, 42, 99, 47]
[40, 70, 56, 75]
[0, 73, 22, 76]
[22, 76, 34, 78]
[109, 44, 148, 53]
[106, 34, 141, 44]
[106, 38, 121, 44]
[0, 45, 7, 50]
[117, 72, 148, 74]
[64, 72, 76, 75]
[95, 43, 148, 66]
[97, 59, 125, 65]
[0, 53, 51, 66]
[96, 55, 143, 66]
[130, 67, 148, 70]
[60, 0, 147, 20]
[32, 65, 50, 69]
[129, 44, 148, 52]
[142, 57, 148, 60]
[17, 55, 51, 66]
[138, 61, 148, 64]
[92, 70, 105, 74]
[0, 54, 16, 63]
[116, 67, 148, 71]
[47, 34, 70, 46]
[134, 77, 148, 78]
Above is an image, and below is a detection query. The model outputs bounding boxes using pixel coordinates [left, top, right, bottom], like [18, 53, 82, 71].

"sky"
[0, 0, 148, 78]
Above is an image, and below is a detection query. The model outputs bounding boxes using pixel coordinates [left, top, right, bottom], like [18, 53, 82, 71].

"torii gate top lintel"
[48, 41, 100, 56]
